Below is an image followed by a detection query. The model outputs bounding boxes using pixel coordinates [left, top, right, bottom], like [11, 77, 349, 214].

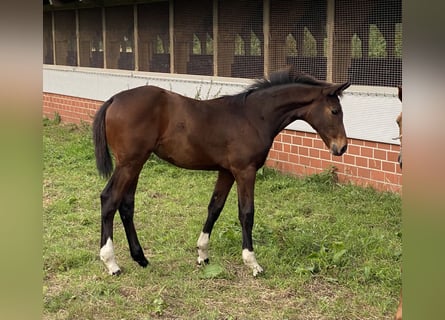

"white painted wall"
[43, 65, 402, 145]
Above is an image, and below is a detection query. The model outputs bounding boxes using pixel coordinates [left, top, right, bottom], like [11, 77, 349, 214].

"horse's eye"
[331, 108, 339, 115]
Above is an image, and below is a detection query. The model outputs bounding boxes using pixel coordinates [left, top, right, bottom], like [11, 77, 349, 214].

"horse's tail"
[92, 98, 114, 179]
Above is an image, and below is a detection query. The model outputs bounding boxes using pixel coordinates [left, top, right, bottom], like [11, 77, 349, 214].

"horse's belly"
[154, 143, 220, 171]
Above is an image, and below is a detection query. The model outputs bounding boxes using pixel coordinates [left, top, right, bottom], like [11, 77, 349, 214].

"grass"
[43, 118, 402, 319]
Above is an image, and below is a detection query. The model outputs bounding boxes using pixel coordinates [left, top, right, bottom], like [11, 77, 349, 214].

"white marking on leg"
[100, 238, 121, 275]
[197, 232, 210, 264]
[242, 249, 264, 277]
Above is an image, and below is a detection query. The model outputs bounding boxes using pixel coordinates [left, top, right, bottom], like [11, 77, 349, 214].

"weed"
[149, 287, 168, 316]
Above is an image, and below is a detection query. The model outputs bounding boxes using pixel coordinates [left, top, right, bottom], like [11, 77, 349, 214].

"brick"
[347, 144, 360, 155]
[313, 139, 324, 149]
[300, 156, 310, 166]
[282, 162, 293, 173]
[320, 150, 332, 160]
[364, 141, 377, 148]
[391, 144, 401, 152]
[298, 146, 309, 156]
[343, 165, 357, 177]
[292, 136, 302, 145]
[282, 134, 292, 143]
[357, 167, 371, 179]
[360, 147, 373, 157]
[343, 154, 355, 165]
[294, 164, 306, 175]
[268, 150, 278, 160]
[289, 154, 299, 164]
[283, 143, 291, 153]
[302, 137, 313, 147]
[352, 139, 365, 146]
[369, 159, 382, 170]
[273, 142, 283, 151]
[310, 158, 321, 168]
[356, 156, 368, 167]
[370, 170, 384, 182]
[321, 160, 332, 168]
[309, 148, 320, 158]
[387, 151, 400, 163]
[384, 172, 401, 185]
[377, 143, 391, 150]
[278, 152, 288, 162]
[374, 149, 387, 160]
[382, 161, 396, 173]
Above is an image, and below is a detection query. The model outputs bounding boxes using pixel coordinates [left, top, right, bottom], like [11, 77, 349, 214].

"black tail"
[92, 98, 114, 178]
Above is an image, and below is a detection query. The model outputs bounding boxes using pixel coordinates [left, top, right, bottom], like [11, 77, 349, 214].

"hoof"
[112, 269, 122, 276]
[136, 257, 149, 268]
[252, 265, 264, 277]
[197, 257, 210, 265]
[242, 249, 264, 277]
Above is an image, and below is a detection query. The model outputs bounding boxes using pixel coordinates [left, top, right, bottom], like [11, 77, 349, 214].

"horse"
[92, 67, 350, 276]
[394, 85, 402, 320]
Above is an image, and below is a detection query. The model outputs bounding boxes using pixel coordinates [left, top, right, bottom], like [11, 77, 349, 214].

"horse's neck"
[248, 85, 317, 136]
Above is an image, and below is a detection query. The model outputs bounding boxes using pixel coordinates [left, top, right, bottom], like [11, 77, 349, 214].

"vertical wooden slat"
[213, 0, 218, 76]
[263, 0, 270, 78]
[51, 11, 56, 65]
[326, 0, 335, 82]
[134, 4, 139, 71]
[75, 9, 80, 66]
[102, 7, 107, 69]
[169, 0, 174, 73]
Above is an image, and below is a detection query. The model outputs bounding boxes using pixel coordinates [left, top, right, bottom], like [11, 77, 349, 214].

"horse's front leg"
[197, 170, 234, 264]
[235, 167, 263, 277]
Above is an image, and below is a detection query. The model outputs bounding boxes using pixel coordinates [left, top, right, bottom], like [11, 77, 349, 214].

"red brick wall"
[43, 92, 402, 193]
[266, 130, 402, 193]
[43, 92, 102, 124]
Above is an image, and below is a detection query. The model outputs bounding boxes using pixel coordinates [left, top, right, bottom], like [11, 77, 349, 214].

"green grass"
[43, 119, 402, 319]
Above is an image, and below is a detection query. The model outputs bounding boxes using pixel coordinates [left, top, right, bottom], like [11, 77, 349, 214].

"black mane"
[225, 66, 328, 104]
[247, 67, 326, 93]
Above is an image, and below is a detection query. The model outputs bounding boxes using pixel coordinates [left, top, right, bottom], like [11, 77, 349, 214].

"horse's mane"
[224, 66, 329, 104]
[248, 66, 326, 92]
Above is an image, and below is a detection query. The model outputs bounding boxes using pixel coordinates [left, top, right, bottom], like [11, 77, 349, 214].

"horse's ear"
[323, 82, 351, 97]
[397, 86, 402, 101]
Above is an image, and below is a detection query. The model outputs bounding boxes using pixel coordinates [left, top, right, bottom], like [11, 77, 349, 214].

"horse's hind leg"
[119, 176, 149, 268]
[99, 175, 121, 275]
[100, 164, 144, 275]
[197, 170, 234, 264]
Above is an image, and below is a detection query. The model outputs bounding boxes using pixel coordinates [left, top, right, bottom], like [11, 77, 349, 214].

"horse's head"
[396, 86, 402, 169]
[307, 82, 350, 156]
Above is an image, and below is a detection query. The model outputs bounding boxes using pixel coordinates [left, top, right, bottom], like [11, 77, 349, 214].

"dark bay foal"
[93, 67, 350, 276]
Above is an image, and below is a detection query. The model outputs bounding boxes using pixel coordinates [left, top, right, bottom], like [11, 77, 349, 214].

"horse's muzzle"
[331, 143, 347, 156]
